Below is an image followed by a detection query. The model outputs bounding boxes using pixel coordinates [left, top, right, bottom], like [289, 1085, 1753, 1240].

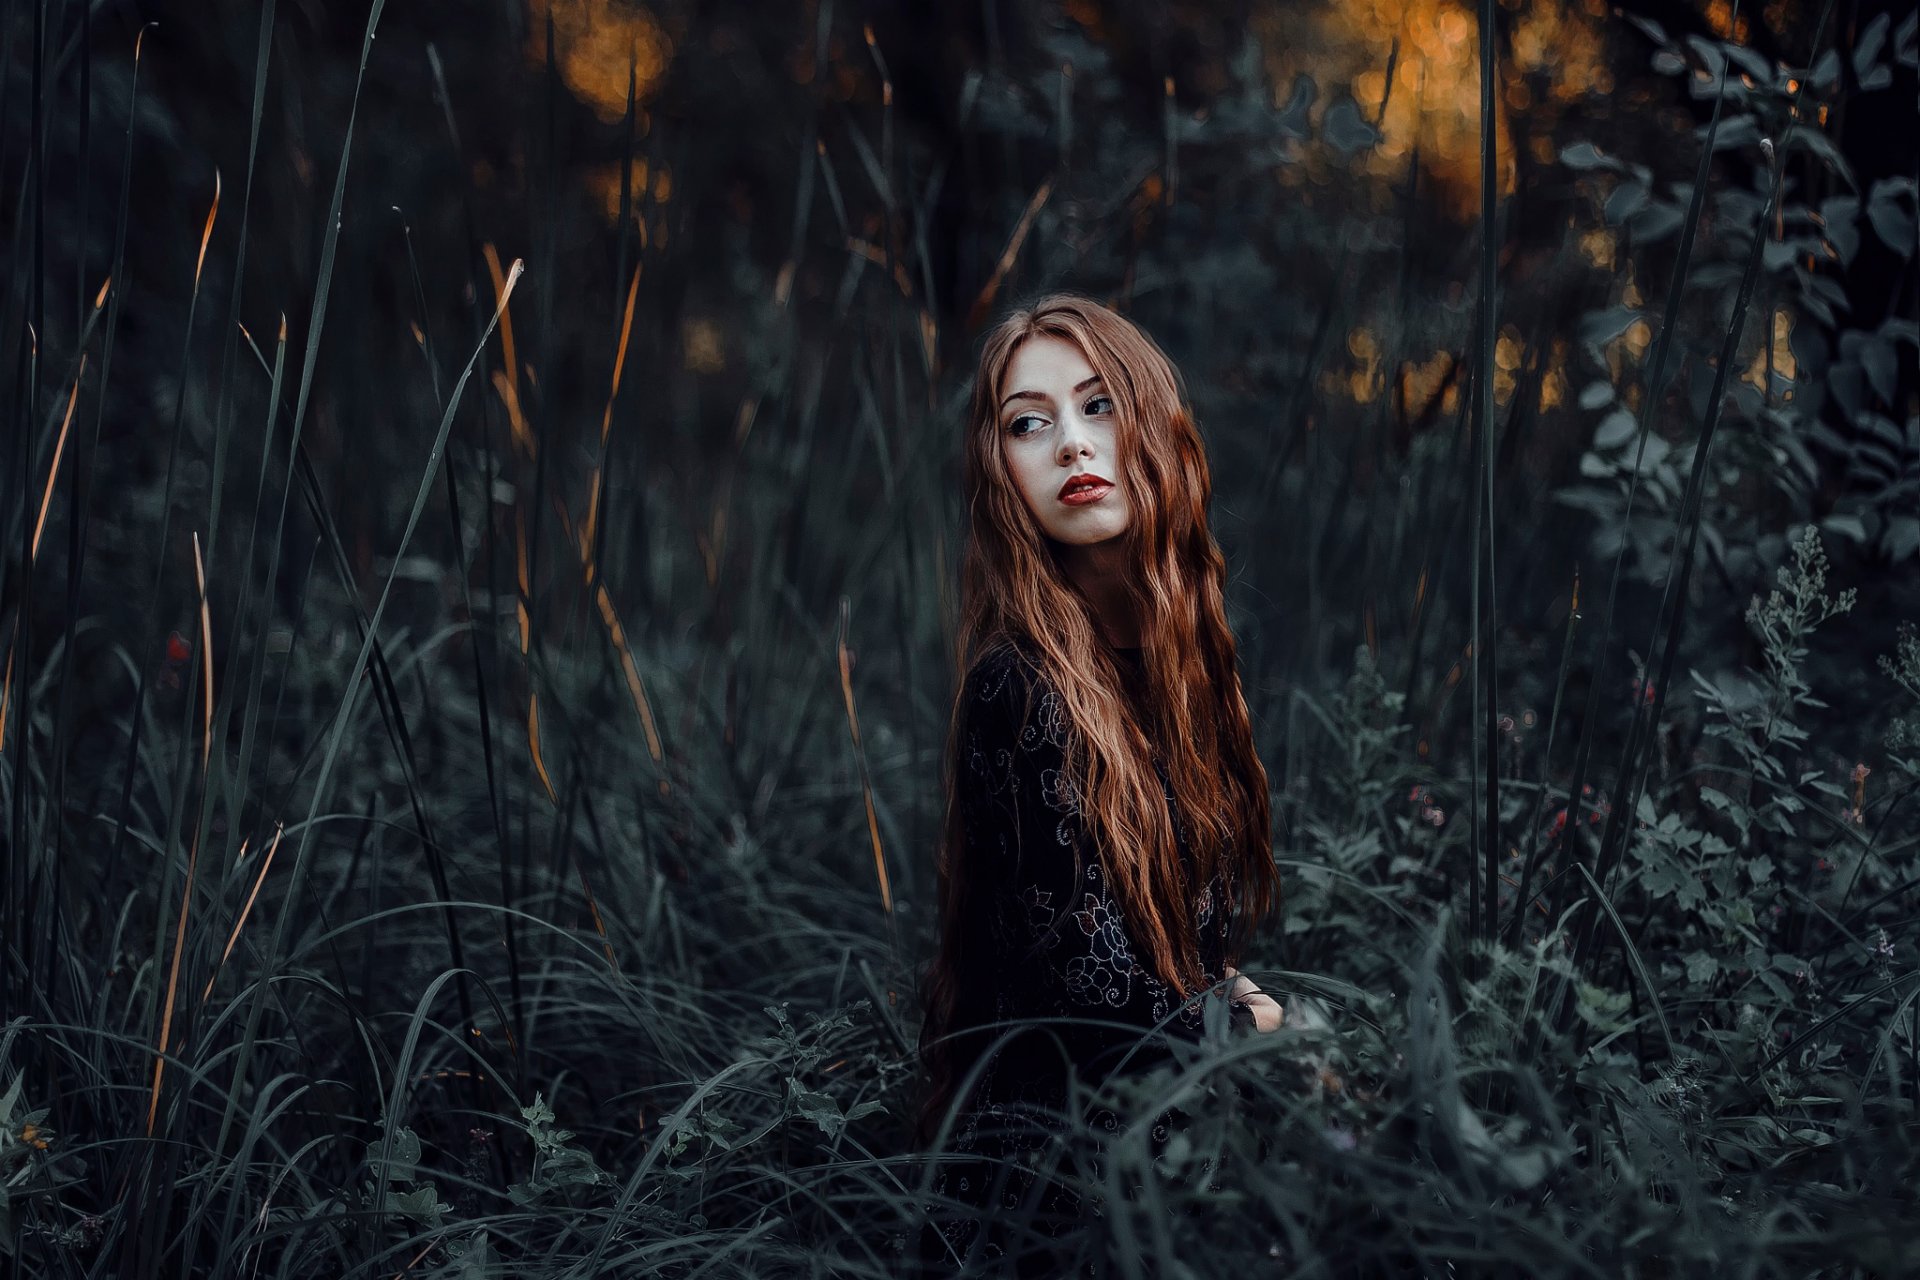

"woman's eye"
[1087, 395, 1114, 415]
[1007, 414, 1046, 437]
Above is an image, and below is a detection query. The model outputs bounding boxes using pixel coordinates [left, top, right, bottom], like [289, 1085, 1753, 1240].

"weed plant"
[1, 1, 1915, 1276]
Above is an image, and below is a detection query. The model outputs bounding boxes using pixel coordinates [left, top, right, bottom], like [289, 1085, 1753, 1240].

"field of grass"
[2, 1, 1917, 1275]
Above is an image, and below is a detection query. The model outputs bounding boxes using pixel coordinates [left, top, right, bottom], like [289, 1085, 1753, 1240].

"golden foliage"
[1254, 0, 1614, 219]
[525, 0, 672, 123]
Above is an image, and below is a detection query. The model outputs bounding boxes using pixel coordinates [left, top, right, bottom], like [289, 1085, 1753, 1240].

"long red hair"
[914, 293, 1278, 1148]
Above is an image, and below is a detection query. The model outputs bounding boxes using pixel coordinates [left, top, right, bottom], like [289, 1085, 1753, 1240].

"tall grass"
[1, 1, 1915, 1276]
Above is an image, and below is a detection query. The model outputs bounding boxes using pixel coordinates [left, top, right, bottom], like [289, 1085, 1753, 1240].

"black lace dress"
[916, 638, 1256, 1276]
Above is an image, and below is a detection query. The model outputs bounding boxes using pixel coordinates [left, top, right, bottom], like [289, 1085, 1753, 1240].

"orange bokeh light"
[1254, 0, 1613, 219]
[526, 0, 672, 124]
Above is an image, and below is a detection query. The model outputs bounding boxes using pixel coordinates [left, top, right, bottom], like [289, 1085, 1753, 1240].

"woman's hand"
[1224, 965, 1284, 1033]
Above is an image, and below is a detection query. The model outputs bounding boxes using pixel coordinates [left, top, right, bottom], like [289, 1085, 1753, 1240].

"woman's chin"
[1045, 520, 1129, 549]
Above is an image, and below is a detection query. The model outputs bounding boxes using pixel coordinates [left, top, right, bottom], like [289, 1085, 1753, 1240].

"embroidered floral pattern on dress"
[1038, 764, 1080, 847]
[1019, 686, 1070, 753]
[1018, 882, 1063, 958]
[1063, 890, 1134, 1007]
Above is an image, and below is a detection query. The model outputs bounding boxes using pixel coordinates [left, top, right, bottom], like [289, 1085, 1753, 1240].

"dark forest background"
[2, 0, 1917, 1274]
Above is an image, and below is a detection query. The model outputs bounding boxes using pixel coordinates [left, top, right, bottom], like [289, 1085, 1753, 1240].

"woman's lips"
[1058, 481, 1114, 506]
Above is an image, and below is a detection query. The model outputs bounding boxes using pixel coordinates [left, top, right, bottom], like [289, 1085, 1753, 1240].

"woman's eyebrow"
[999, 373, 1103, 411]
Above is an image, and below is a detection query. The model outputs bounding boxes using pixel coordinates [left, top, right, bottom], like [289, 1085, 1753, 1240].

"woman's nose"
[1057, 416, 1093, 463]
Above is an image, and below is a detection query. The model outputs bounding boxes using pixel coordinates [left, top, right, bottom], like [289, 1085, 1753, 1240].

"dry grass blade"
[202, 823, 284, 1002]
[574, 854, 620, 974]
[838, 596, 895, 922]
[194, 171, 220, 288]
[582, 261, 642, 560]
[968, 177, 1053, 330]
[528, 692, 557, 804]
[602, 263, 640, 447]
[514, 503, 532, 654]
[148, 821, 203, 1137]
[30, 353, 87, 561]
[485, 241, 535, 458]
[591, 580, 667, 782]
[1, 355, 88, 756]
[192, 531, 213, 768]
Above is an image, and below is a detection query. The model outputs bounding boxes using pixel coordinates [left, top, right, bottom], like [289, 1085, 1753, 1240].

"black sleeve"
[957, 645, 1241, 1063]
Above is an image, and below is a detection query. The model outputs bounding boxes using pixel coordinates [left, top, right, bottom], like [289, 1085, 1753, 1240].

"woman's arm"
[957, 645, 1240, 1061]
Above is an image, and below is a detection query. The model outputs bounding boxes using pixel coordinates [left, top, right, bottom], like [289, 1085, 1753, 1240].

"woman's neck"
[1055, 537, 1140, 649]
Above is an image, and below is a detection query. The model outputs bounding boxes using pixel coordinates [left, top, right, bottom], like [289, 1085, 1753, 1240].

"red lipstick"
[1057, 472, 1114, 506]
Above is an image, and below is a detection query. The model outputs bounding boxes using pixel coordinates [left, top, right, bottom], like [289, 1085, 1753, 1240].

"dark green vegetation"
[2, 0, 1916, 1274]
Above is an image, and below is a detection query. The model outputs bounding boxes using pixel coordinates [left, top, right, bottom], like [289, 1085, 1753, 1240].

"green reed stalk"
[213, 0, 392, 1161]
[1505, 569, 1580, 950]
[1578, 25, 1834, 977]
[1471, 0, 1502, 953]
[423, 41, 524, 1063]
[1525, 1, 1747, 1059]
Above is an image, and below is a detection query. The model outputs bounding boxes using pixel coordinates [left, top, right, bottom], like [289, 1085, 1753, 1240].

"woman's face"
[996, 334, 1130, 548]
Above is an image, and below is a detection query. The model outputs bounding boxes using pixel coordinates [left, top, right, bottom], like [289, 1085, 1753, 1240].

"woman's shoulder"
[960, 634, 1044, 703]
[958, 636, 1063, 744]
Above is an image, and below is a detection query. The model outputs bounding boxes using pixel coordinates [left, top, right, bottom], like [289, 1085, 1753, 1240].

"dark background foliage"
[1, 0, 1916, 1274]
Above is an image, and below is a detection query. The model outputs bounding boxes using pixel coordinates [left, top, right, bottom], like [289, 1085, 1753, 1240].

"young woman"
[914, 294, 1283, 1275]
